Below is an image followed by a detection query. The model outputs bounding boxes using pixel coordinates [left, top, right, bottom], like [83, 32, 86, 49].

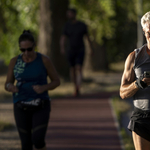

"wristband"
[135, 77, 148, 89]
[135, 81, 140, 89]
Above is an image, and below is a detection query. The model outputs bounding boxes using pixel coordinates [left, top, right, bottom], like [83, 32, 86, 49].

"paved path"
[46, 92, 123, 150]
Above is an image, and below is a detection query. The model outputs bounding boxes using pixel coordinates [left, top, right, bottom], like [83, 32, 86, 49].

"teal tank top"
[13, 52, 50, 103]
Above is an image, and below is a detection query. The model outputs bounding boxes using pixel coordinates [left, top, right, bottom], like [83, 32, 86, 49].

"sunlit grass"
[48, 68, 122, 97]
[0, 121, 14, 131]
[121, 128, 134, 150]
[112, 96, 131, 121]
[109, 61, 124, 72]
[112, 96, 134, 150]
[48, 81, 74, 98]
[0, 75, 12, 101]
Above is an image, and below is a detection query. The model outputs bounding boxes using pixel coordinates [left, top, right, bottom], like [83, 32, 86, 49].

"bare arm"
[5, 56, 19, 93]
[120, 51, 139, 99]
[32, 55, 60, 94]
[85, 34, 94, 55]
[60, 35, 67, 55]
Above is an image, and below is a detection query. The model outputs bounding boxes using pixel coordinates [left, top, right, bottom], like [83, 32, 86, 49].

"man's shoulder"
[135, 44, 147, 56]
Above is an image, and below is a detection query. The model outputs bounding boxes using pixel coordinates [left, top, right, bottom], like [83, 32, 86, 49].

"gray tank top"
[133, 44, 150, 110]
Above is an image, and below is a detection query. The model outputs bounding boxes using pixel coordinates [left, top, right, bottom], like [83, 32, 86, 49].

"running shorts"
[128, 107, 150, 141]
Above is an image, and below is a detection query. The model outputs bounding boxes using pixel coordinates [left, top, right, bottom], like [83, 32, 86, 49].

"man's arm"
[85, 34, 94, 55]
[120, 51, 139, 99]
[60, 35, 67, 55]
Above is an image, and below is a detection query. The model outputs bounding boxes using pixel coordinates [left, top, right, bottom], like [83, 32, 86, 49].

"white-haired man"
[120, 11, 150, 150]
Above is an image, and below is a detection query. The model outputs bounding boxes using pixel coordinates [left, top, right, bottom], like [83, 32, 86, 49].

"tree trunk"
[91, 42, 108, 71]
[84, 39, 108, 71]
[38, 0, 69, 78]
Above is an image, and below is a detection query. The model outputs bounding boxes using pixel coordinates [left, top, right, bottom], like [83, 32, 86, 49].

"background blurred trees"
[70, 0, 116, 70]
[38, 0, 70, 78]
[0, 0, 39, 63]
[0, 0, 150, 78]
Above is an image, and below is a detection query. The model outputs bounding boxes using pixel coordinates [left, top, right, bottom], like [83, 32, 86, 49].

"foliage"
[1, 0, 150, 65]
[70, 0, 150, 63]
[0, 0, 39, 64]
[107, 0, 137, 62]
[70, 0, 116, 45]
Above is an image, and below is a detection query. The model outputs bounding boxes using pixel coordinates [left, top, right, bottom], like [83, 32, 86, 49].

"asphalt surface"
[46, 92, 123, 150]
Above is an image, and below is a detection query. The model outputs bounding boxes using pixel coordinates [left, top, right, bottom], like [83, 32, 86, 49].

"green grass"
[112, 96, 134, 150]
[112, 96, 131, 122]
[109, 61, 124, 72]
[121, 128, 135, 150]
[0, 121, 14, 131]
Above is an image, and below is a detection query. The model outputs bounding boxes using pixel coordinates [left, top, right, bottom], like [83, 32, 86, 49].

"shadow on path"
[46, 92, 123, 150]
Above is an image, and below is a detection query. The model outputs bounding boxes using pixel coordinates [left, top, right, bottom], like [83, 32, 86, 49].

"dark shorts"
[67, 48, 85, 67]
[128, 107, 150, 141]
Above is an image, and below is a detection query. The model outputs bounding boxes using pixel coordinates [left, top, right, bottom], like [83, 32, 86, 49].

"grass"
[112, 96, 131, 122]
[0, 121, 14, 131]
[0, 75, 13, 131]
[112, 96, 134, 150]
[109, 61, 125, 72]
[121, 129, 135, 150]
[0, 75, 12, 101]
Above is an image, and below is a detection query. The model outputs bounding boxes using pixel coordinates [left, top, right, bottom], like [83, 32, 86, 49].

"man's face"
[143, 22, 150, 42]
[66, 10, 76, 20]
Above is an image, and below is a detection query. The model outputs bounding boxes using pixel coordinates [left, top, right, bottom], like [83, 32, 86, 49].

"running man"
[60, 8, 93, 96]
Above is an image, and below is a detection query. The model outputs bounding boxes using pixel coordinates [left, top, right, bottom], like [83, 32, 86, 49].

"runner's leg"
[74, 49, 85, 96]
[70, 66, 76, 86]
[132, 131, 150, 150]
[32, 100, 50, 150]
[14, 104, 33, 150]
[75, 64, 82, 95]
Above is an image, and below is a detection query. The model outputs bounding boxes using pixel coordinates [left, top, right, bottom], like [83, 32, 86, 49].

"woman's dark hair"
[19, 30, 35, 44]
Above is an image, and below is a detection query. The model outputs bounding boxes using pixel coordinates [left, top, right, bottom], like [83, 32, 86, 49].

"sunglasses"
[20, 47, 33, 52]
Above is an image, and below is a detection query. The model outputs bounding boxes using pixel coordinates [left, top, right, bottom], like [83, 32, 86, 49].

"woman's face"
[19, 40, 35, 58]
[144, 22, 150, 43]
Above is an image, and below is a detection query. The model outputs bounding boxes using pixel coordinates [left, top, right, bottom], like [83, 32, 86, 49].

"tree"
[0, 0, 39, 64]
[70, 0, 116, 70]
[1, 0, 150, 72]
[38, 0, 69, 78]
[69, 0, 150, 69]
[109, 0, 137, 61]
